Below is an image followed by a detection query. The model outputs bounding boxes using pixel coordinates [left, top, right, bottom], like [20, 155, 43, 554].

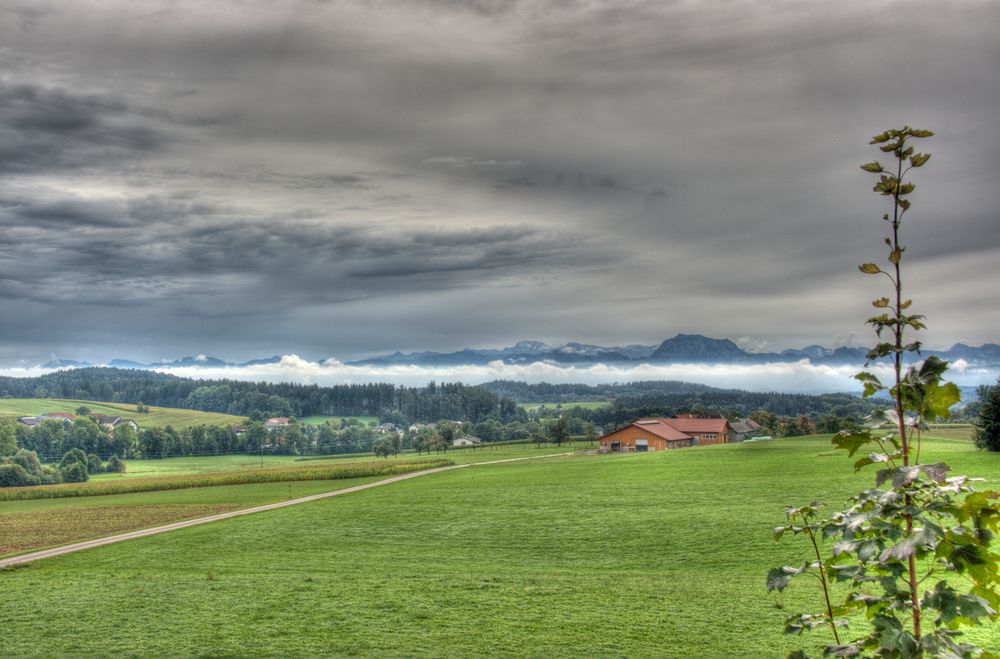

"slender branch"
[804, 526, 841, 645]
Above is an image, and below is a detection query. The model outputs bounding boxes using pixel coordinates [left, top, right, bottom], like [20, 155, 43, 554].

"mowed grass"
[0, 436, 997, 656]
[0, 398, 246, 430]
[927, 424, 975, 441]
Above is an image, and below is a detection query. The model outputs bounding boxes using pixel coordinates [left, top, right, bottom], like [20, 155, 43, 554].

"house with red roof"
[598, 416, 731, 453]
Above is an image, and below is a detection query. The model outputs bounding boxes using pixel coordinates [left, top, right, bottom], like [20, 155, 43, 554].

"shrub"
[105, 455, 126, 473]
[11, 449, 43, 476]
[0, 463, 40, 487]
[87, 454, 104, 474]
[61, 461, 89, 483]
[59, 448, 89, 472]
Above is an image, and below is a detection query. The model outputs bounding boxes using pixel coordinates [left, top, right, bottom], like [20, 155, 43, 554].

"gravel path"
[0, 452, 570, 568]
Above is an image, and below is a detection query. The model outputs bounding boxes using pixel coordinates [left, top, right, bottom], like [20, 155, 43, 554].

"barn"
[598, 417, 731, 453]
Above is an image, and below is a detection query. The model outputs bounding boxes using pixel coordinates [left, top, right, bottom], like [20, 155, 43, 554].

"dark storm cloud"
[0, 82, 166, 174]
[0, 0, 997, 364]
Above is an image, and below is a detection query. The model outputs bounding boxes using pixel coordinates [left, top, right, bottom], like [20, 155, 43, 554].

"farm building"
[729, 418, 761, 442]
[598, 416, 731, 453]
[264, 417, 290, 429]
[16, 413, 76, 427]
[453, 435, 482, 447]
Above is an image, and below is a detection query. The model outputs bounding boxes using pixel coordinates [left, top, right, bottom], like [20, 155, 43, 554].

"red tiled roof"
[656, 417, 729, 434]
[631, 420, 693, 441]
[42, 412, 76, 420]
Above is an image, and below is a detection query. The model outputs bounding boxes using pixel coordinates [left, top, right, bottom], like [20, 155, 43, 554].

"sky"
[1, 0, 999, 370]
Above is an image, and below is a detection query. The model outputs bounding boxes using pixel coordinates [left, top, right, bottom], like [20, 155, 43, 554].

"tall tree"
[973, 377, 1000, 451]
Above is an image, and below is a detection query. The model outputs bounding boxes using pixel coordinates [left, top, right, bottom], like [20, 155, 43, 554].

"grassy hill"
[0, 435, 997, 656]
[0, 398, 246, 430]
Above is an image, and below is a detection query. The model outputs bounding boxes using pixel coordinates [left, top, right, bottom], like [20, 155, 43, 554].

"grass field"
[926, 423, 975, 441]
[0, 398, 246, 430]
[0, 436, 997, 656]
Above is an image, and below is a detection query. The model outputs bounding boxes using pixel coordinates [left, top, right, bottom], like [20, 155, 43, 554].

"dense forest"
[0, 368, 523, 424]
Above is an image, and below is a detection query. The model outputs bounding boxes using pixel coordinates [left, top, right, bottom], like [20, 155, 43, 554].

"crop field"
[0, 459, 452, 501]
[0, 436, 997, 656]
[0, 398, 246, 430]
[0, 475, 389, 556]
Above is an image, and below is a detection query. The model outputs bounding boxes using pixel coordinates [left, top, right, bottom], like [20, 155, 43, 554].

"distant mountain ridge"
[36, 335, 1000, 370]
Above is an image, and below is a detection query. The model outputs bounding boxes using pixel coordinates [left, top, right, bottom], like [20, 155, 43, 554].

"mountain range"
[39, 334, 1000, 370]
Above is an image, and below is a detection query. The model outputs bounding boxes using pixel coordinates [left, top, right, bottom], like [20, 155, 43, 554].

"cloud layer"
[1, 358, 996, 396]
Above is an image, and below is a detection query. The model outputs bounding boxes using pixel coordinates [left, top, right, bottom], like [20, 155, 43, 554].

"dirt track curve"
[0, 452, 571, 569]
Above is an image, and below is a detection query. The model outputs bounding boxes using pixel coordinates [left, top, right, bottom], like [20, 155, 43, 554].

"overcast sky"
[1, 0, 998, 366]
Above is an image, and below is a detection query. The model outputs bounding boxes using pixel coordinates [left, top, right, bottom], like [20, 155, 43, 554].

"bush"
[105, 455, 126, 473]
[0, 463, 40, 487]
[87, 454, 104, 474]
[61, 461, 88, 483]
[59, 448, 88, 472]
[11, 449, 43, 476]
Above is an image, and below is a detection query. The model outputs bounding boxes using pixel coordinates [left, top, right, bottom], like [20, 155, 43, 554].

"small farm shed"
[453, 435, 482, 447]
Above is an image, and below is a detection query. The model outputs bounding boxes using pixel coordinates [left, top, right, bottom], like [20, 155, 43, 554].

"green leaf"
[870, 131, 892, 144]
[919, 463, 950, 483]
[888, 247, 902, 264]
[872, 297, 890, 308]
[910, 153, 930, 167]
[909, 128, 934, 138]
[859, 263, 881, 275]
[832, 430, 875, 457]
[860, 161, 884, 173]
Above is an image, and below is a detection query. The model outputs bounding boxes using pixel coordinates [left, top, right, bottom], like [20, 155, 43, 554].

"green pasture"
[0, 398, 246, 430]
[0, 435, 997, 656]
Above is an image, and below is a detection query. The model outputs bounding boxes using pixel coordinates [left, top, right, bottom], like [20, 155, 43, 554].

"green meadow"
[0, 435, 997, 656]
[0, 398, 246, 430]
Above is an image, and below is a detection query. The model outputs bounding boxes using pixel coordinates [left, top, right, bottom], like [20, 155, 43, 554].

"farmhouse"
[92, 414, 139, 431]
[264, 417, 290, 429]
[598, 416, 731, 453]
[453, 435, 482, 447]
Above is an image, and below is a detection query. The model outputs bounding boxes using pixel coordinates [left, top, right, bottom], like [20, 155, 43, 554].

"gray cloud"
[0, 0, 997, 367]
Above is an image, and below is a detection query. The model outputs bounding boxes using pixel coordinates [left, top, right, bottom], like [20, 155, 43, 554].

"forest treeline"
[0, 368, 522, 424]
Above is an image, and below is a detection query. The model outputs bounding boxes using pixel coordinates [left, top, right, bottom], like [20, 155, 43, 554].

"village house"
[264, 417, 290, 429]
[91, 414, 139, 431]
[598, 416, 732, 453]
